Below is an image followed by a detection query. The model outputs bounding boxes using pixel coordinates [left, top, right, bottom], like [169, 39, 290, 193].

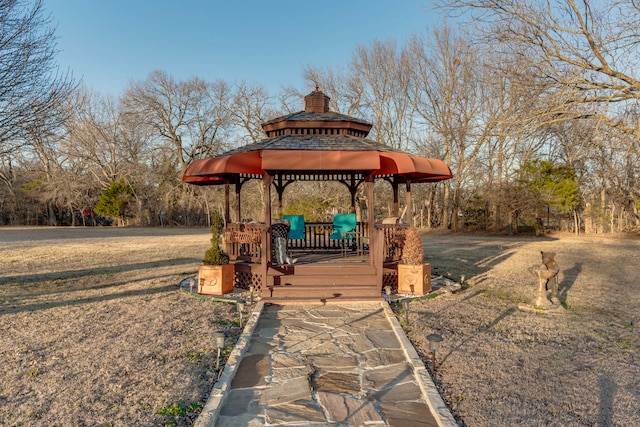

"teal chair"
[329, 213, 357, 240]
[282, 215, 305, 240]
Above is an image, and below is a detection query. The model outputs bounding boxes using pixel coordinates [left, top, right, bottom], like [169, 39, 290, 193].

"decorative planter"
[197, 264, 234, 295]
[397, 263, 431, 295]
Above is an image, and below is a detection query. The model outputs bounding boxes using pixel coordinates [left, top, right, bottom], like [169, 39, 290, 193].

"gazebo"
[183, 88, 452, 301]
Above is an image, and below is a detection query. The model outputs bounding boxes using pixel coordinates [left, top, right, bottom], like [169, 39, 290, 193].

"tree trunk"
[47, 204, 57, 226]
[440, 183, 451, 230]
[618, 206, 625, 232]
[600, 185, 607, 234]
[70, 204, 77, 226]
[427, 186, 435, 229]
[610, 203, 616, 234]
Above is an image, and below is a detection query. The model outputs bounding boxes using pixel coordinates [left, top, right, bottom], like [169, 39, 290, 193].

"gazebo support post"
[261, 173, 274, 294]
[234, 176, 242, 222]
[406, 179, 412, 226]
[365, 174, 382, 283]
[392, 178, 400, 218]
[366, 175, 375, 253]
[224, 181, 231, 224]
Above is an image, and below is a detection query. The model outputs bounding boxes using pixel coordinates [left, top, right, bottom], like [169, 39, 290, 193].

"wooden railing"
[224, 222, 407, 263]
[287, 222, 368, 251]
[225, 223, 266, 262]
[376, 223, 408, 262]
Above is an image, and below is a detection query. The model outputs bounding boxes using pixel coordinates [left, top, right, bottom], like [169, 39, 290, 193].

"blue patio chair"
[282, 215, 305, 240]
[329, 213, 357, 240]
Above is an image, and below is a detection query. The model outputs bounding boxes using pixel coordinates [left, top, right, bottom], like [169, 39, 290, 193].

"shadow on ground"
[0, 257, 199, 286]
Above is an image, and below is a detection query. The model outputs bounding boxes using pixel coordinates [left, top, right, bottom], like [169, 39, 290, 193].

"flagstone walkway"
[196, 301, 457, 427]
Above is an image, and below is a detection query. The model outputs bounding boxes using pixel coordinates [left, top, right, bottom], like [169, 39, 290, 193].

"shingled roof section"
[221, 134, 406, 156]
[261, 110, 372, 127]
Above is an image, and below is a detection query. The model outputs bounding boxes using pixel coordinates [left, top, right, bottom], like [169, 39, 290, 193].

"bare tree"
[122, 71, 195, 174]
[409, 26, 491, 230]
[348, 40, 417, 150]
[122, 71, 238, 171]
[302, 40, 418, 150]
[64, 89, 128, 187]
[22, 107, 68, 225]
[300, 64, 366, 117]
[0, 0, 75, 157]
[228, 81, 275, 144]
[190, 78, 234, 156]
[441, 0, 640, 137]
[121, 72, 252, 225]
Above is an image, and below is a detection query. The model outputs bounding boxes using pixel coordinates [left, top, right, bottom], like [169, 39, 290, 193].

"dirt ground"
[410, 231, 640, 427]
[1, 227, 639, 426]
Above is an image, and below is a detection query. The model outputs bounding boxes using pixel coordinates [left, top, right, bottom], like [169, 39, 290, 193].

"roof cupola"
[261, 86, 372, 138]
[304, 85, 330, 113]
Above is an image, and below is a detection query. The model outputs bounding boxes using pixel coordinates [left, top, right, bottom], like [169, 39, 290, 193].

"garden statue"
[519, 251, 561, 311]
[540, 251, 559, 301]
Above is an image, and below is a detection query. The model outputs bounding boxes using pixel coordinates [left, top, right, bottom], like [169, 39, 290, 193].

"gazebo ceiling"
[182, 88, 453, 185]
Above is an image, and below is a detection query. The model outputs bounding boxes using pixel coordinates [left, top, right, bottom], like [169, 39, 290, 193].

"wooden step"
[267, 283, 380, 297]
[290, 263, 374, 276]
[262, 296, 384, 305]
[275, 274, 378, 286]
[264, 262, 382, 300]
[265, 283, 382, 300]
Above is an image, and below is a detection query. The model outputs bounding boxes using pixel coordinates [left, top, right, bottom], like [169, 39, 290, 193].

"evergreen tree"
[202, 211, 229, 265]
[94, 179, 134, 222]
[518, 159, 579, 216]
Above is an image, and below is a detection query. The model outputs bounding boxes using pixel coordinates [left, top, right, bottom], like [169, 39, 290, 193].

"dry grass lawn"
[0, 227, 241, 426]
[1, 227, 639, 426]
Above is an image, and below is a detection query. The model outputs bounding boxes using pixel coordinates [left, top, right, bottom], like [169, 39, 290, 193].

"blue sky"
[45, 0, 441, 96]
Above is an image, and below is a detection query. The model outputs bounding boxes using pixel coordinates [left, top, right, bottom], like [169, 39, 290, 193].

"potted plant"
[198, 213, 234, 295]
[397, 227, 431, 295]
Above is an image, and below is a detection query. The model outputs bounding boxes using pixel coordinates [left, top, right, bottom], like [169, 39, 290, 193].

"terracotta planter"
[197, 264, 234, 295]
[397, 263, 431, 295]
